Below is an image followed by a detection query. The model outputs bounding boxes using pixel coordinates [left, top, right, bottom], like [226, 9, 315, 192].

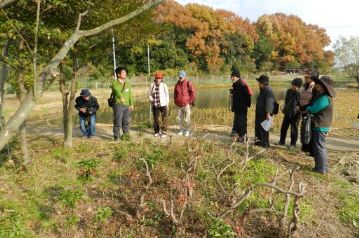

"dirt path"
[29, 123, 359, 152]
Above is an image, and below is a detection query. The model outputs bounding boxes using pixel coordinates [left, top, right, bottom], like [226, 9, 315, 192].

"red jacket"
[174, 79, 196, 107]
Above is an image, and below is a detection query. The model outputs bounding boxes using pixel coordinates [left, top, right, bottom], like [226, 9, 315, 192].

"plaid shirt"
[153, 84, 161, 107]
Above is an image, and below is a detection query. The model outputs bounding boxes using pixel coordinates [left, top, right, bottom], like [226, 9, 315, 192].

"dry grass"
[0, 133, 358, 237]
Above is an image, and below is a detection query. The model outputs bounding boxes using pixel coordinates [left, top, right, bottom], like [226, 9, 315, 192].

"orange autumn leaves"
[256, 13, 332, 67]
[155, 1, 333, 72]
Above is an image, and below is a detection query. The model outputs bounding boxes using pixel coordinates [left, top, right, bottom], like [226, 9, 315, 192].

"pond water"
[194, 86, 287, 108]
[92, 85, 288, 125]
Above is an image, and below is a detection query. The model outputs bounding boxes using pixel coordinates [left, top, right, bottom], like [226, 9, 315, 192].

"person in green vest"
[112, 67, 134, 140]
[306, 76, 335, 174]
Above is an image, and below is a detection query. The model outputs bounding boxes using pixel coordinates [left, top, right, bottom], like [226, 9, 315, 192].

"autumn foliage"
[152, 0, 333, 73]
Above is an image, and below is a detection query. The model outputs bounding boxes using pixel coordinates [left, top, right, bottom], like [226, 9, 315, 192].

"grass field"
[0, 79, 358, 237]
[0, 135, 358, 237]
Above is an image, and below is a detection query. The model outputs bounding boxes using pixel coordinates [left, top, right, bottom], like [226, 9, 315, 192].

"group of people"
[74, 67, 335, 174]
[229, 68, 335, 174]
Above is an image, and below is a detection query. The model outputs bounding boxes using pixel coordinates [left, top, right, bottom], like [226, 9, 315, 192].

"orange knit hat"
[154, 71, 164, 79]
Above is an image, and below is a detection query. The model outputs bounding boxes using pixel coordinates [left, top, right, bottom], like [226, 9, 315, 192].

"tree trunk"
[64, 69, 77, 147]
[60, 62, 78, 148]
[0, 0, 164, 151]
[0, 39, 10, 130]
[17, 39, 30, 165]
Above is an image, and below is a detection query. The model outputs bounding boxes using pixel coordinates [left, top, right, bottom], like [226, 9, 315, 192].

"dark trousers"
[232, 112, 247, 138]
[255, 113, 270, 148]
[312, 131, 328, 173]
[152, 106, 168, 134]
[113, 104, 130, 139]
[300, 114, 314, 155]
[279, 114, 299, 146]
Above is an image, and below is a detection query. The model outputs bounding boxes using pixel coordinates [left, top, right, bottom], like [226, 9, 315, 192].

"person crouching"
[75, 89, 99, 138]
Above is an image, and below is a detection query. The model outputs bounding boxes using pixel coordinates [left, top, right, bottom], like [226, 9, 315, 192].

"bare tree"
[0, 0, 164, 151]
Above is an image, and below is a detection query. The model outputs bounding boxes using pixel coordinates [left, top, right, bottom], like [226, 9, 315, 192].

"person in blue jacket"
[306, 76, 335, 174]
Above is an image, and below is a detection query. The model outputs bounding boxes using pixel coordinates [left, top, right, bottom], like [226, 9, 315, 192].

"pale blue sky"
[176, 0, 359, 48]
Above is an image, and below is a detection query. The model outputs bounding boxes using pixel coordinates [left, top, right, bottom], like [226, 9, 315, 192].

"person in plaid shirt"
[148, 71, 169, 137]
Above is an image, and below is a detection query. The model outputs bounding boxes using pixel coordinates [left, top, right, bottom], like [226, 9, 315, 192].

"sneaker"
[178, 131, 184, 136]
[275, 141, 285, 146]
[288, 144, 296, 149]
[160, 132, 167, 138]
[184, 131, 190, 137]
[154, 133, 159, 137]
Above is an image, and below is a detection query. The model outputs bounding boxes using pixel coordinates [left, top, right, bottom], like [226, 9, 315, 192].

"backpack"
[187, 80, 196, 106]
[107, 93, 115, 107]
[273, 101, 280, 115]
[301, 114, 312, 145]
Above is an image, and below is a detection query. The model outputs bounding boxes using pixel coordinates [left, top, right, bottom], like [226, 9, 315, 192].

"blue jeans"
[80, 114, 96, 137]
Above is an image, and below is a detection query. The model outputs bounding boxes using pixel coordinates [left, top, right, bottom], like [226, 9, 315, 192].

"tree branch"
[0, 0, 165, 151]
[80, 0, 163, 37]
[1, 9, 34, 56]
[76, 10, 88, 32]
[0, 0, 17, 9]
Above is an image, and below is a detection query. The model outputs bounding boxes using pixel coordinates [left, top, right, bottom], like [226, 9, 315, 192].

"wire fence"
[43, 73, 301, 91]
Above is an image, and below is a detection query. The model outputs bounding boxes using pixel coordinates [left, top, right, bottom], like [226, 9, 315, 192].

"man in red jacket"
[174, 71, 196, 136]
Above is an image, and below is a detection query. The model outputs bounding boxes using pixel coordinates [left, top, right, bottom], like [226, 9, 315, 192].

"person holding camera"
[174, 71, 196, 137]
[75, 89, 99, 138]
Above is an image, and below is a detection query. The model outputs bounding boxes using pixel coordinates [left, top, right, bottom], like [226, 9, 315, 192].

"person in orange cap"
[148, 71, 169, 138]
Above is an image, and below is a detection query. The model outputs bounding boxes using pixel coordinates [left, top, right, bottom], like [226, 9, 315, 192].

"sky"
[176, 0, 359, 48]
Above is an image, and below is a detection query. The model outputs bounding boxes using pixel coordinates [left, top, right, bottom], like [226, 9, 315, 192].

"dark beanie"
[231, 69, 241, 79]
[292, 78, 303, 87]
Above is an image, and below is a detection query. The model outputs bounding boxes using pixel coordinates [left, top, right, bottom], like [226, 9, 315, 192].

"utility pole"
[147, 43, 151, 87]
[112, 28, 117, 80]
[147, 43, 151, 121]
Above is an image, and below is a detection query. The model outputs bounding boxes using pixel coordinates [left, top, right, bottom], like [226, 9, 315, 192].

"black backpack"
[273, 101, 280, 115]
[108, 93, 115, 107]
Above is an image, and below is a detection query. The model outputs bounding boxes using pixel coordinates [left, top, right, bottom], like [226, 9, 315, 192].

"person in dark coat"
[75, 89, 99, 138]
[277, 78, 302, 148]
[306, 76, 335, 174]
[230, 69, 252, 143]
[255, 75, 275, 148]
